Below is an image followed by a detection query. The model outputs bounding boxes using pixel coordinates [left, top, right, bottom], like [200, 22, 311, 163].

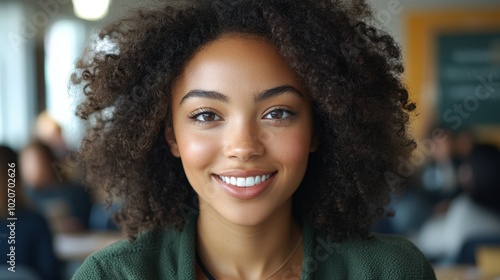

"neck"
[196, 199, 301, 279]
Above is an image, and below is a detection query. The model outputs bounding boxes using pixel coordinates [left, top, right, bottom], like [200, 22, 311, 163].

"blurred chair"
[89, 203, 120, 231]
[455, 235, 500, 264]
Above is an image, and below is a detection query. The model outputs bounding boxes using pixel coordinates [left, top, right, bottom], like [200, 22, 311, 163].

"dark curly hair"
[72, 0, 415, 241]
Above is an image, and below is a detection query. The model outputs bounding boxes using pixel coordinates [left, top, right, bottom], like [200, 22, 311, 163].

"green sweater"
[72, 215, 436, 279]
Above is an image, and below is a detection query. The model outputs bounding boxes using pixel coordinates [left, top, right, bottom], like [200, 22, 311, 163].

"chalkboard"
[437, 32, 500, 129]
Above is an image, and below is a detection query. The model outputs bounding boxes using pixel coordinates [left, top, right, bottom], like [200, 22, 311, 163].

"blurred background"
[0, 0, 499, 279]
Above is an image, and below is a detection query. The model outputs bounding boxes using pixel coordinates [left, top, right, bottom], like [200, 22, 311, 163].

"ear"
[165, 125, 180, 158]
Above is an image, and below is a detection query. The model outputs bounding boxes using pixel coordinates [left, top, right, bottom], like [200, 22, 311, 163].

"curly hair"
[72, 0, 415, 241]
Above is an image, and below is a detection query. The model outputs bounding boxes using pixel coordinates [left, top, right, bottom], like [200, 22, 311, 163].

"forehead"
[172, 34, 304, 99]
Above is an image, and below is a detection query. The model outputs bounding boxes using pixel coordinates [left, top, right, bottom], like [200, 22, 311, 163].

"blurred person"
[413, 144, 500, 264]
[381, 176, 433, 235]
[460, 144, 500, 214]
[19, 141, 93, 233]
[34, 111, 82, 182]
[453, 128, 475, 161]
[0, 145, 61, 280]
[35, 111, 66, 160]
[384, 128, 460, 236]
[420, 128, 462, 209]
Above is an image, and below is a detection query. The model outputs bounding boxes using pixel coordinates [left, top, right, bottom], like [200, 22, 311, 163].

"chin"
[217, 205, 274, 227]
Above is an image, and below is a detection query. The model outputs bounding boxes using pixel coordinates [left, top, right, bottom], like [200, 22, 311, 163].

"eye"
[189, 109, 222, 123]
[263, 108, 296, 120]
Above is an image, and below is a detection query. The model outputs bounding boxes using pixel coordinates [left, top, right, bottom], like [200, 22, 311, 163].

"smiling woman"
[166, 35, 315, 229]
[163, 37, 313, 279]
[71, 0, 436, 279]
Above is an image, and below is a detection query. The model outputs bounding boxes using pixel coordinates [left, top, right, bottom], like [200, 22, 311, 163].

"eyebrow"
[254, 85, 304, 103]
[179, 85, 304, 105]
[179, 90, 229, 105]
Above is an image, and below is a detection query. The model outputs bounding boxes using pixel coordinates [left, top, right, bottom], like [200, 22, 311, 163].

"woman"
[0, 145, 61, 280]
[72, 0, 435, 279]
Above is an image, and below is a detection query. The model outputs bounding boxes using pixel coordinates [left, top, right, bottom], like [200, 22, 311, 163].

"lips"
[218, 174, 272, 188]
[213, 171, 276, 200]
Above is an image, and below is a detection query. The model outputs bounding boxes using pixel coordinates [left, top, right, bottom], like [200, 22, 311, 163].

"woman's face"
[19, 147, 55, 188]
[167, 34, 316, 226]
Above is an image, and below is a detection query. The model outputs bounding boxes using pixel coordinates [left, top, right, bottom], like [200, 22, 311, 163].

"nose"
[223, 121, 265, 161]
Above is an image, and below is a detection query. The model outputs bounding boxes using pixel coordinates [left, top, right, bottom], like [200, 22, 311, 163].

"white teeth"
[218, 174, 272, 188]
[236, 177, 245, 187]
[255, 176, 261, 184]
[245, 177, 255, 186]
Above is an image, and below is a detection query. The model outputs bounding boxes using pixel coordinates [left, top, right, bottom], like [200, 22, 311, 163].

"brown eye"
[193, 112, 221, 122]
[264, 109, 295, 120]
[269, 111, 283, 119]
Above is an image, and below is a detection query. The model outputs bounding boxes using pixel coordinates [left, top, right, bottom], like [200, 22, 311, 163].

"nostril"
[225, 146, 264, 161]
[224, 140, 265, 161]
[223, 124, 265, 160]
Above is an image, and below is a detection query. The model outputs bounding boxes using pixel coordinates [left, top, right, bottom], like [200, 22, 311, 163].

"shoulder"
[357, 235, 431, 262]
[72, 225, 195, 280]
[311, 232, 436, 279]
[72, 231, 163, 279]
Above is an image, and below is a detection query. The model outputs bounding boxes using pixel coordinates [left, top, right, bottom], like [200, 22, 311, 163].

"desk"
[54, 231, 123, 262]
[434, 265, 500, 280]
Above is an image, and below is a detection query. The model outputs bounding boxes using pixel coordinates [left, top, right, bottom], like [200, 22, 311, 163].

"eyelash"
[263, 107, 297, 122]
[188, 108, 221, 125]
[187, 107, 297, 125]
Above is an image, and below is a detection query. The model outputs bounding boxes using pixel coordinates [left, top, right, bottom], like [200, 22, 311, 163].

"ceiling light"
[72, 0, 111, 21]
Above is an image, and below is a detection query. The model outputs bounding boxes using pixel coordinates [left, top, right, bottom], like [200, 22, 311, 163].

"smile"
[218, 174, 272, 188]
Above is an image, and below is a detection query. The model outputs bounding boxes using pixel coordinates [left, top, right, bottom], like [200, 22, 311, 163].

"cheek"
[176, 132, 218, 175]
[268, 125, 312, 169]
